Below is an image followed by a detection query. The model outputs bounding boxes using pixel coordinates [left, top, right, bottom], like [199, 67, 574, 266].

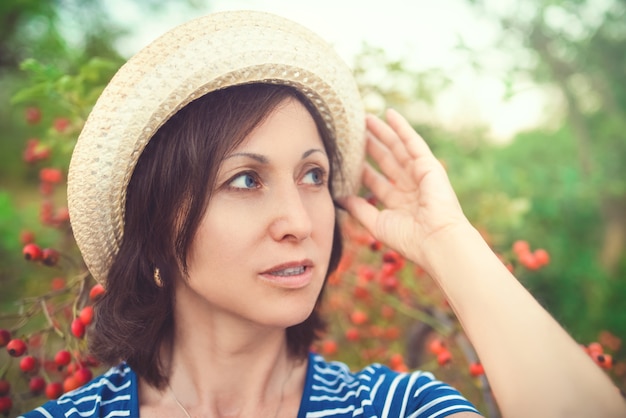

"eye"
[228, 172, 260, 190]
[302, 167, 326, 186]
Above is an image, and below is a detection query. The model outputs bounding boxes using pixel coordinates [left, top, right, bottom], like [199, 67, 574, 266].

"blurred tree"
[460, 0, 626, 342]
[0, 0, 119, 71]
[468, 0, 626, 272]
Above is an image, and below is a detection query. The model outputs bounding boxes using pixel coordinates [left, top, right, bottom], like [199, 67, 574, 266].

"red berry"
[0, 380, 9, 396]
[357, 266, 375, 282]
[23, 243, 43, 261]
[83, 354, 99, 368]
[595, 353, 613, 370]
[0, 396, 12, 415]
[25, 107, 42, 124]
[353, 286, 370, 300]
[29, 376, 46, 395]
[345, 328, 360, 342]
[78, 306, 94, 326]
[39, 168, 63, 184]
[89, 283, 105, 301]
[519, 251, 540, 270]
[40, 182, 53, 196]
[53, 117, 70, 133]
[6, 338, 27, 357]
[533, 248, 550, 266]
[428, 338, 446, 355]
[67, 362, 77, 375]
[384, 326, 401, 341]
[42, 248, 60, 266]
[71, 318, 85, 339]
[512, 240, 530, 255]
[437, 349, 452, 366]
[321, 340, 338, 356]
[54, 349, 72, 367]
[40, 200, 54, 224]
[469, 362, 485, 377]
[51, 277, 66, 291]
[587, 342, 603, 355]
[63, 375, 80, 393]
[380, 274, 399, 293]
[369, 239, 382, 251]
[23, 138, 39, 163]
[350, 310, 368, 326]
[380, 262, 397, 278]
[74, 368, 93, 385]
[54, 207, 70, 224]
[35, 146, 51, 161]
[45, 382, 63, 399]
[20, 230, 35, 245]
[382, 250, 405, 270]
[0, 329, 10, 347]
[19, 355, 38, 373]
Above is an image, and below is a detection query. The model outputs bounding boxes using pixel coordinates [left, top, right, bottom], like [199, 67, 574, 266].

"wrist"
[419, 221, 484, 277]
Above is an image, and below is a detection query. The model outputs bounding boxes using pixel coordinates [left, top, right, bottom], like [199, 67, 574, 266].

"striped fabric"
[19, 364, 138, 418]
[299, 353, 480, 417]
[20, 354, 480, 417]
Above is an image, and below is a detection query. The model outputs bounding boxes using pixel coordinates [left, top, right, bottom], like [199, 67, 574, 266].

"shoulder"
[300, 353, 481, 417]
[19, 363, 138, 418]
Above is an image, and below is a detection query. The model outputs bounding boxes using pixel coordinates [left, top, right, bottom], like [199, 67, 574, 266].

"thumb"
[337, 195, 380, 238]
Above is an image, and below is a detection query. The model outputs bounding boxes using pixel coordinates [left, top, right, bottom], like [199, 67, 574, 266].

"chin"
[256, 297, 318, 330]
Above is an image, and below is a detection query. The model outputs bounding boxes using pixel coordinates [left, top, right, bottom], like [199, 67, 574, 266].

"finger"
[366, 133, 408, 186]
[337, 195, 379, 236]
[385, 109, 436, 160]
[361, 162, 394, 206]
[366, 114, 412, 167]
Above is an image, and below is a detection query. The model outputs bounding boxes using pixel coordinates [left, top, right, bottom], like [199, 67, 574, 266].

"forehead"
[227, 97, 325, 154]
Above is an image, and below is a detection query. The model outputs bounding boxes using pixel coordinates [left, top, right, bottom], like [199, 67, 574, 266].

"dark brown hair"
[89, 83, 344, 388]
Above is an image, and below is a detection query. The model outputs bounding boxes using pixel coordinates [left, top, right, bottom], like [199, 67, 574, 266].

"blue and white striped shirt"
[21, 353, 480, 417]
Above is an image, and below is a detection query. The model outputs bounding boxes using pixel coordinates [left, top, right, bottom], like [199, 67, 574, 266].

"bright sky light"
[104, 0, 550, 141]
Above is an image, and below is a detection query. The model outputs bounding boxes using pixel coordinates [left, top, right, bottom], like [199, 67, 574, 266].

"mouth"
[259, 260, 314, 288]
[267, 265, 306, 276]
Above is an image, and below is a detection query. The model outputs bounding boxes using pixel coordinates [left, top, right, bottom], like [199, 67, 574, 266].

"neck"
[145, 285, 307, 417]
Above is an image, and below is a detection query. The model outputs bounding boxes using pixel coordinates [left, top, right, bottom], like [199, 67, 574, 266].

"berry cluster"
[512, 240, 550, 270]
[0, 282, 104, 415]
[0, 105, 104, 416]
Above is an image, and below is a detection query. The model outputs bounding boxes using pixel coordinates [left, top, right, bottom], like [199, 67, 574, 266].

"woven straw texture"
[67, 10, 365, 284]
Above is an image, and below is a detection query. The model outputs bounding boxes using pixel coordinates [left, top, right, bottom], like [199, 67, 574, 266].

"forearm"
[421, 222, 626, 417]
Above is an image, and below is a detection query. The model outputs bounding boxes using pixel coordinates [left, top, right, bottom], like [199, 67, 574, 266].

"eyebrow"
[224, 148, 326, 163]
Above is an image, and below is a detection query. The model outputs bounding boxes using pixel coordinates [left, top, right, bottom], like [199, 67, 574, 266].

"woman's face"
[181, 98, 335, 328]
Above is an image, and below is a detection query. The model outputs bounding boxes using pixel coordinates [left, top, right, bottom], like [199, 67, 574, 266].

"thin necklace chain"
[169, 384, 191, 418]
[168, 361, 295, 418]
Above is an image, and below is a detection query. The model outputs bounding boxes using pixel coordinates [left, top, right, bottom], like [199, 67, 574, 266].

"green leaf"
[10, 83, 49, 104]
[18, 58, 63, 82]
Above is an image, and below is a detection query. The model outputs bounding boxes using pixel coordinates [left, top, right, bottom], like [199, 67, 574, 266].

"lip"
[259, 259, 314, 289]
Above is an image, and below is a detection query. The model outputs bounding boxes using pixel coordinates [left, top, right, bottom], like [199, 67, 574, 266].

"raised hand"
[341, 109, 469, 268]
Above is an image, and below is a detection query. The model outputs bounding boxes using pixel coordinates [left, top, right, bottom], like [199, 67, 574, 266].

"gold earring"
[154, 267, 163, 287]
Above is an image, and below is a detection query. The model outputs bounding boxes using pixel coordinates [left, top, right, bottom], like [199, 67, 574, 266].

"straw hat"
[67, 10, 365, 285]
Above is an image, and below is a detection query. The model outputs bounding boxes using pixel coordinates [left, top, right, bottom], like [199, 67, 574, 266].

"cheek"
[188, 206, 257, 270]
[308, 194, 336, 247]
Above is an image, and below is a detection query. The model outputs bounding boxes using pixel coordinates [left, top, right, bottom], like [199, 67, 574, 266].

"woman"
[22, 10, 625, 418]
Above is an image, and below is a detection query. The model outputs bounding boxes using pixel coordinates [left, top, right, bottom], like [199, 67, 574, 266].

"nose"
[268, 184, 313, 243]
